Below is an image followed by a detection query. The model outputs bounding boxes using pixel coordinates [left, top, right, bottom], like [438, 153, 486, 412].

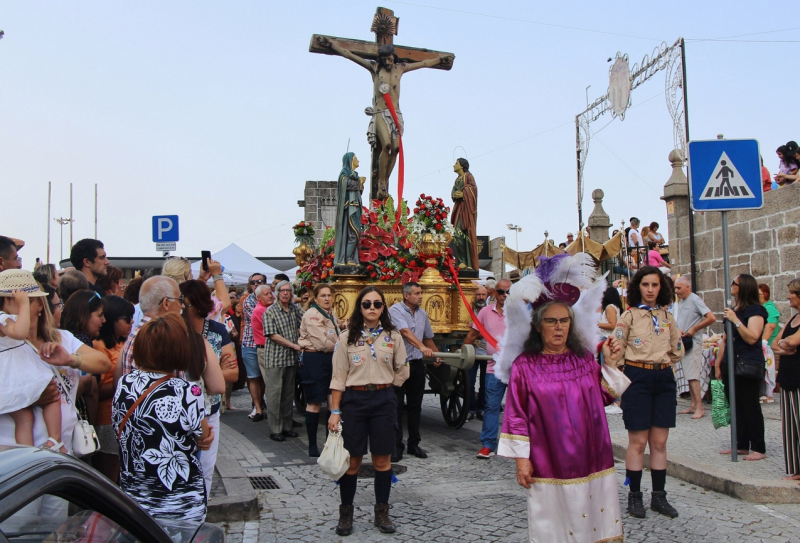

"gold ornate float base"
[331, 267, 477, 334]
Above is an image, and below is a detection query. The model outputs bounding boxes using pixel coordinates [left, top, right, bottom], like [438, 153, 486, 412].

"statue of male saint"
[451, 158, 478, 271]
[317, 37, 454, 199]
[334, 152, 365, 267]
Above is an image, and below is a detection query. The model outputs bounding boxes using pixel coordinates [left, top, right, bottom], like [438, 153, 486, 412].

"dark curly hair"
[346, 286, 396, 345]
[626, 266, 673, 307]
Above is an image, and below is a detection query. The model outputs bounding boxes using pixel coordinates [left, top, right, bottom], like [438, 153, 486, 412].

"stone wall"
[299, 181, 337, 247]
[668, 179, 800, 325]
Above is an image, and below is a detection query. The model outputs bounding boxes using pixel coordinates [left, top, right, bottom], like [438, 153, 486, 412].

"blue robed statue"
[334, 152, 365, 268]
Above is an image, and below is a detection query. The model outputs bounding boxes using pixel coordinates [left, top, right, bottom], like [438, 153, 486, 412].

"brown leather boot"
[336, 504, 354, 536]
[373, 503, 396, 533]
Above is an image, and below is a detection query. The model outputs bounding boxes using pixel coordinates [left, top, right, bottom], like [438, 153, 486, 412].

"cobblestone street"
[215, 390, 800, 542]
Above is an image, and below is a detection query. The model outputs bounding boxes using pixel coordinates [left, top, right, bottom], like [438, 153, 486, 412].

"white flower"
[142, 437, 191, 490]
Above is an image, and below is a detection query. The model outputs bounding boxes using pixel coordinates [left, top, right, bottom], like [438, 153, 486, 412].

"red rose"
[425, 210, 430, 217]
[413, 208, 419, 214]
[435, 224, 443, 230]
[367, 265, 374, 270]
[370, 272, 377, 279]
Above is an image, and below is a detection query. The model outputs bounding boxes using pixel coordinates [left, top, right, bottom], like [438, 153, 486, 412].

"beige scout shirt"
[298, 307, 340, 353]
[330, 329, 409, 391]
[615, 307, 684, 367]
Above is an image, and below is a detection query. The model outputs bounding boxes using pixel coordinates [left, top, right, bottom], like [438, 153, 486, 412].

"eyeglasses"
[117, 316, 133, 324]
[161, 295, 185, 305]
[495, 289, 510, 296]
[541, 317, 572, 326]
[278, 288, 293, 294]
[250, 279, 264, 285]
[53, 301, 64, 310]
[731, 281, 739, 287]
[361, 300, 385, 310]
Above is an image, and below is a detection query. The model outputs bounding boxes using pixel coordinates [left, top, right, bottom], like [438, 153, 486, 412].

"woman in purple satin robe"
[499, 300, 624, 543]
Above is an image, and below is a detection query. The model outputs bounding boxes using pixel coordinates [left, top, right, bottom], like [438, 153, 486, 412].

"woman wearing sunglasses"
[92, 295, 135, 483]
[328, 287, 408, 536]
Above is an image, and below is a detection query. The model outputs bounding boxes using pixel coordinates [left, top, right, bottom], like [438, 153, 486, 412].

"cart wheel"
[440, 368, 470, 429]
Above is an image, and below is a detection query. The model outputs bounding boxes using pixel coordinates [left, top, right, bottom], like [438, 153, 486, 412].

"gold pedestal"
[330, 267, 479, 335]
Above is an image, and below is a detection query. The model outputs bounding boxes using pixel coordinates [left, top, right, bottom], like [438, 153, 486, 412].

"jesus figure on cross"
[317, 36, 454, 199]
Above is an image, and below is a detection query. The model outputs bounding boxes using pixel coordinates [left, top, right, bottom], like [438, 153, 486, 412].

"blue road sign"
[152, 215, 180, 242]
[687, 139, 763, 212]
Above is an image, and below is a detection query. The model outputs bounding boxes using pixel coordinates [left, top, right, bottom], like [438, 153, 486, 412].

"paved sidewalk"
[213, 390, 800, 542]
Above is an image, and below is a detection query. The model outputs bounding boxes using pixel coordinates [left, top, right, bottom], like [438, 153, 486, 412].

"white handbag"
[51, 366, 99, 457]
[601, 364, 631, 399]
[317, 421, 350, 480]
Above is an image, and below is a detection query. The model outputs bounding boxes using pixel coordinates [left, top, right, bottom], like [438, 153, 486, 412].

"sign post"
[152, 215, 180, 258]
[688, 137, 762, 463]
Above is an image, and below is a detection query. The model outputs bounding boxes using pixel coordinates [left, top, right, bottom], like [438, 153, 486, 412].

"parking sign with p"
[152, 215, 179, 242]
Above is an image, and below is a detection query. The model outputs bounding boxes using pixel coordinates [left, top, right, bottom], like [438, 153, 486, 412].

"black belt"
[256, 345, 265, 349]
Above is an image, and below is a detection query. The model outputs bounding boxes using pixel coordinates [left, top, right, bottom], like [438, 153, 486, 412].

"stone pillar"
[587, 189, 612, 243]
[490, 236, 506, 278]
[299, 181, 338, 247]
[660, 149, 691, 277]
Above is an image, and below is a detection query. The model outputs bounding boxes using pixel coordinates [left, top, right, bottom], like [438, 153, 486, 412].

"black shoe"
[269, 433, 285, 442]
[309, 444, 320, 458]
[650, 491, 679, 518]
[466, 412, 475, 421]
[292, 419, 303, 428]
[391, 449, 403, 463]
[251, 413, 263, 422]
[627, 491, 646, 518]
[282, 430, 299, 438]
[476, 411, 484, 421]
[374, 503, 396, 533]
[407, 445, 428, 459]
[336, 504, 354, 536]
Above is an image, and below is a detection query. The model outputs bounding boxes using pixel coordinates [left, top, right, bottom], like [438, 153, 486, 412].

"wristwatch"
[735, 322, 742, 328]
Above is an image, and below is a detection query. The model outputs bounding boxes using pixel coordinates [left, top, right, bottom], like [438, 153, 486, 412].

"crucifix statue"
[310, 7, 455, 200]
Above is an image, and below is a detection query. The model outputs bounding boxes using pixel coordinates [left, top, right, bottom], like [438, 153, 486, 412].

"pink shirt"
[647, 251, 665, 267]
[251, 303, 269, 346]
[472, 303, 507, 373]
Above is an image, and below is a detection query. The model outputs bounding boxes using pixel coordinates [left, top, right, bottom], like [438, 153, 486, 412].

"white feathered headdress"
[493, 253, 608, 384]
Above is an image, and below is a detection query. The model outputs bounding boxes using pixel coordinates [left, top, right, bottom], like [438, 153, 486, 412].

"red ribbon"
[447, 261, 499, 351]
[381, 92, 404, 228]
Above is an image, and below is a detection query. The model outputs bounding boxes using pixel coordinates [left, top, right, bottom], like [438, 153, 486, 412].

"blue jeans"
[241, 346, 260, 379]
[480, 373, 507, 451]
[468, 356, 487, 414]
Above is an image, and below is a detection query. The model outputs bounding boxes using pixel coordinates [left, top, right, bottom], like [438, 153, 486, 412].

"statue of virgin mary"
[333, 152, 365, 268]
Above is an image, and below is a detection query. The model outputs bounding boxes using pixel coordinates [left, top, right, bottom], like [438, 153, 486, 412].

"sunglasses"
[542, 317, 571, 326]
[87, 291, 102, 303]
[361, 300, 385, 310]
[117, 315, 133, 324]
[731, 281, 739, 287]
[250, 279, 265, 285]
[495, 289, 510, 296]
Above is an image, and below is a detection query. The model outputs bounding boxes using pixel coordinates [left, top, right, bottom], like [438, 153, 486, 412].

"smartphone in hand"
[201, 251, 211, 271]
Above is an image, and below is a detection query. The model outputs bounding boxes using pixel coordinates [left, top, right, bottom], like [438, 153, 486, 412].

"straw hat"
[0, 269, 47, 297]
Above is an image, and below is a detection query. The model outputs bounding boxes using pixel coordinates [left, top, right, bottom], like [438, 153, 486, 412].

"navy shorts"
[300, 351, 333, 404]
[341, 386, 397, 457]
[620, 365, 677, 431]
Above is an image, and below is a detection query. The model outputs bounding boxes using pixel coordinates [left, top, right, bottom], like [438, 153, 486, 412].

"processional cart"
[294, 195, 488, 429]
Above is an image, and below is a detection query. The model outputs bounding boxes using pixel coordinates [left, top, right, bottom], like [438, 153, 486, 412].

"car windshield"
[0, 510, 140, 542]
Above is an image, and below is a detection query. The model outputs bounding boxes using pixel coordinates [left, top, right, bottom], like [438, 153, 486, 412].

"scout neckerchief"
[637, 304, 660, 335]
[362, 326, 383, 360]
[311, 303, 339, 336]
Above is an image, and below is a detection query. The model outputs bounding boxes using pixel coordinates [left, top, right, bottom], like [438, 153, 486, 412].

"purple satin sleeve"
[501, 360, 530, 439]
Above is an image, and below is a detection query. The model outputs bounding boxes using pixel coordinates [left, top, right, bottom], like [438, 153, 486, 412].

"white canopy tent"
[191, 243, 283, 285]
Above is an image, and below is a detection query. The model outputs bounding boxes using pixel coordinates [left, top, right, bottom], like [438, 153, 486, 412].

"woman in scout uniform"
[328, 286, 408, 536]
[614, 265, 683, 520]
[298, 283, 342, 458]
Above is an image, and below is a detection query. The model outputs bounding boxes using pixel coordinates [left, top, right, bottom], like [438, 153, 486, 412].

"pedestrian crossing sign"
[688, 139, 763, 211]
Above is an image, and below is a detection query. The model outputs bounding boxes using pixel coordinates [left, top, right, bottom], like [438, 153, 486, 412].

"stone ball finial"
[668, 149, 685, 165]
[592, 188, 604, 201]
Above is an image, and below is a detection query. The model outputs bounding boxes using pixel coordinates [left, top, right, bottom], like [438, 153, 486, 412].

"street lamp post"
[54, 218, 74, 262]
[506, 224, 522, 252]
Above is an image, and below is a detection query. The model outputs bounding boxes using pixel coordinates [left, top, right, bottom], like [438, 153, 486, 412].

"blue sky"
[1, 1, 795, 266]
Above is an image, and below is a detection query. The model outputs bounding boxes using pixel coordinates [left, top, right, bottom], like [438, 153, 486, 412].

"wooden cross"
[310, 6, 455, 200]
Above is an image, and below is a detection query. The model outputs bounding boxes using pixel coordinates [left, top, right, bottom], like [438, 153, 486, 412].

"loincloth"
[365, 106, 404, 148]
